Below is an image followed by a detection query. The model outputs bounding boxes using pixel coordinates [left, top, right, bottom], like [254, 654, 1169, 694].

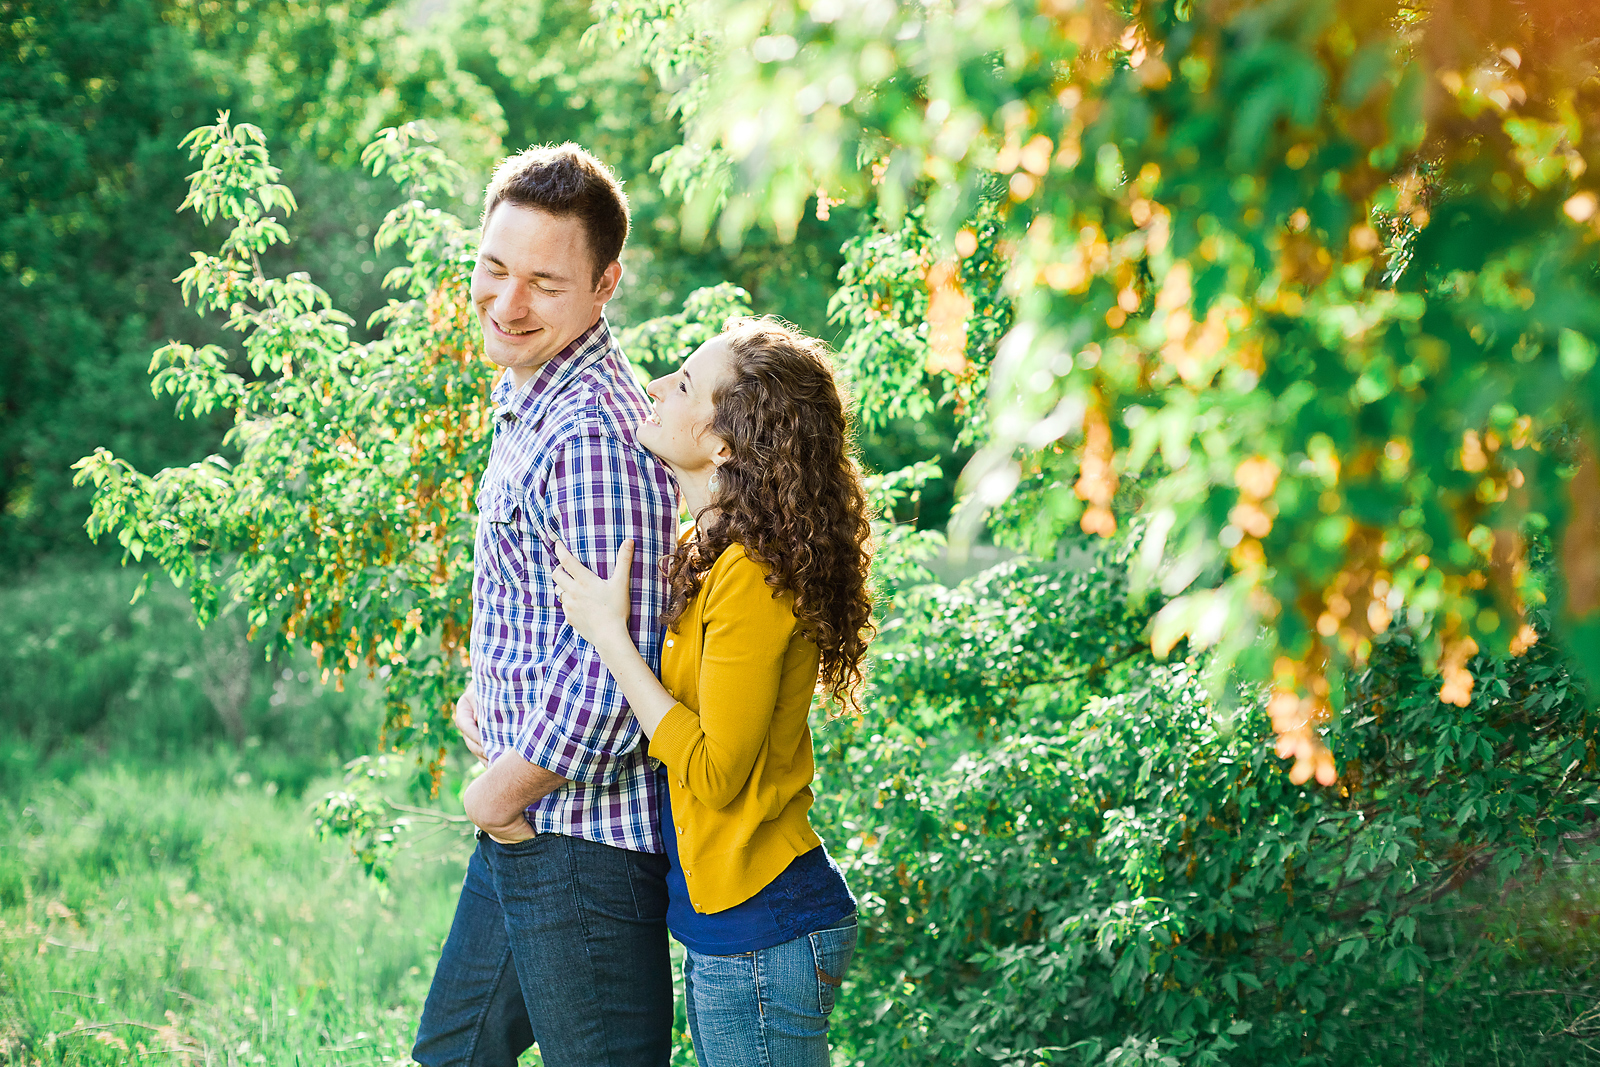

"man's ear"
[595, 260, 623, 305]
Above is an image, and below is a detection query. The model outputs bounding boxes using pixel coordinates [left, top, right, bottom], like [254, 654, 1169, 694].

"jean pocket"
[807, 917, 857, 1017]
[488, 830, 542, 854]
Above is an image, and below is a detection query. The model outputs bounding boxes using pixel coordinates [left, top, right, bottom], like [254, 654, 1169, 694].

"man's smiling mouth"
[492, 317, 538, 337]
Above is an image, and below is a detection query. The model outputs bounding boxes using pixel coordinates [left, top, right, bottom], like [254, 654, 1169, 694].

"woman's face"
[637, 336, 735, 476]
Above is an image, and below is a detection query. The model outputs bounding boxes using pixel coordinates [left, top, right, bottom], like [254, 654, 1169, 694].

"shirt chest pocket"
[476, 493, 547, 596]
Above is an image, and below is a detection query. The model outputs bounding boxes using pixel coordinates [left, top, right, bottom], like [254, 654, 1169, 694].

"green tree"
[785, 179, 1600, 1060]
[0, 0, 503, 568]
[609, 0, 1600, 782]
[2, 0, 231, 563]
[75, 117, 489, 827]
[444, 0, 969, 512]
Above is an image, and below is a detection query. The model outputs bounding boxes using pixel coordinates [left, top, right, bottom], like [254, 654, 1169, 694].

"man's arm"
[462, 751, 567, 843]
[454, 687, 567, 842]
[510, 429, 674, 783]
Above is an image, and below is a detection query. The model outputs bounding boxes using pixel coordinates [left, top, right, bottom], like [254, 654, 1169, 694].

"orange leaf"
[924, 259, 972, 376]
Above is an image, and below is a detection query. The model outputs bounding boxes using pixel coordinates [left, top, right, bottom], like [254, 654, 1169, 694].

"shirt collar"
[490, 317, 614, 424]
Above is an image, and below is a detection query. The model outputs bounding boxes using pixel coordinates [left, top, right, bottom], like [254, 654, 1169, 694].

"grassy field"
[0, 562, 461, 1065]
[0, 758, 470, 1066]
[0, 562, 708, 1067]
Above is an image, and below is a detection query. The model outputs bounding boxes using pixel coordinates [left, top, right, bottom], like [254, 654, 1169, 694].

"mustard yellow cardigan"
[647, 543, 824, 914]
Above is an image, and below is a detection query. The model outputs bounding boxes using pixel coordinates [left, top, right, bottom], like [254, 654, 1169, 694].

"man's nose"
[494, 279, 531, 322]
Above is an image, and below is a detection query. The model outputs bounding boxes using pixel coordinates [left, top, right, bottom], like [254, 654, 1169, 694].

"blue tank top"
[658, 768, 856, 954]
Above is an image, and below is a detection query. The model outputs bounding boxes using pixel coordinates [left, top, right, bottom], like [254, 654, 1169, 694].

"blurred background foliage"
[0, 0, 909, 572]
[8, 0, 1600, 1065]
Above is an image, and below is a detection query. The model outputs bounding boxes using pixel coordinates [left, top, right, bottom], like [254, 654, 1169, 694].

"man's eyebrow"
[478, 252, 571, 284]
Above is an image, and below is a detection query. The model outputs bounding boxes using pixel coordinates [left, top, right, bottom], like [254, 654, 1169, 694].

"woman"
[551, 317, 874, 1066]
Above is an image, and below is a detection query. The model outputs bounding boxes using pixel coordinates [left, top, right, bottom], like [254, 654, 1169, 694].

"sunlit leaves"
[608, 0, 1600, 776]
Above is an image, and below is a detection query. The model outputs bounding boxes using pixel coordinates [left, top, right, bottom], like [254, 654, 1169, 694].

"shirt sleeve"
[511, 424, 674, 784]
[649, 552, 799, 810]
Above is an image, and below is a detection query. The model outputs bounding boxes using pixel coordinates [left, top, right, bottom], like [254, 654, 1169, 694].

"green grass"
[0, 763, 471, 1066]
[0, 561, 707, 1067]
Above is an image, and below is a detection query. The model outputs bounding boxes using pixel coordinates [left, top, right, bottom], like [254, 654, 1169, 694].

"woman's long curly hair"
[661, 318, 875, 713]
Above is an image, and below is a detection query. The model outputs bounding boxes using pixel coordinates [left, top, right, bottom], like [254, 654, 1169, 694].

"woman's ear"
[712, 444, 732, 467]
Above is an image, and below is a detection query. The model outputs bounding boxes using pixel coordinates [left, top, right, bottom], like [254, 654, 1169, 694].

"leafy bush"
[814, 532, 1600, 1064]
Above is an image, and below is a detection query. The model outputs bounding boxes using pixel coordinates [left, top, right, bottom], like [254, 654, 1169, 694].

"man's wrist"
[481, 812, 534, 841]
[465, 794, 532, 838]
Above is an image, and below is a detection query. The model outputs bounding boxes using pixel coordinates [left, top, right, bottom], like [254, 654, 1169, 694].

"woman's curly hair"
[660, 318, 876, 713]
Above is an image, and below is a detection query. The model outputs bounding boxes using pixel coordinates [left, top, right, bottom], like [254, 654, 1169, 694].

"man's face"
[471, 203, 622, 387]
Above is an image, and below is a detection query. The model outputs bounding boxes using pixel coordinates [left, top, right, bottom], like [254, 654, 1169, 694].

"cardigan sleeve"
[648, 551, 798, 810]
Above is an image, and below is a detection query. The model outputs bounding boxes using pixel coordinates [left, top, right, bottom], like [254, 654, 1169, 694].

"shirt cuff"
[514, 710, 641, 785]
[646, 702, 699, 778]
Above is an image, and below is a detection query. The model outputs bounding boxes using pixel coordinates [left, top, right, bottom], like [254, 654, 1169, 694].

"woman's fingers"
[553, 539, 576, 568]
[556, 538, 636, 586]
[553, 539, 594, 577]
[611, 538, 634, 586]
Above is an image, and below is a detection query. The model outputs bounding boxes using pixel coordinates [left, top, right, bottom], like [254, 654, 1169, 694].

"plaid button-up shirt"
[470, 317, 677, 853]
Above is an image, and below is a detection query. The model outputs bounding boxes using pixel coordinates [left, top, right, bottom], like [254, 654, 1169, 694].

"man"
[411, 144, 679, 1067]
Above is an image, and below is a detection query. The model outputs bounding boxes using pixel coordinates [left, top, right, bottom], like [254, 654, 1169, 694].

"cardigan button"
[676, 826, 684, 835]
[666, 638, 674, 647]
[685, 871, 693, 878]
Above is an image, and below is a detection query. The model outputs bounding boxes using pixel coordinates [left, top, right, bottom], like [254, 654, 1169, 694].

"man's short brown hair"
[481, 143, 629, 286]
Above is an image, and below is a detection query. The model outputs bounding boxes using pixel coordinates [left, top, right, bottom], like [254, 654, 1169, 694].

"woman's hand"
[553, 536, 678, 740]
[552, 538, 635, 652]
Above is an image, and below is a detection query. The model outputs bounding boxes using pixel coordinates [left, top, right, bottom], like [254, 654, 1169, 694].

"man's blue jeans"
[682, 916, 858, 1067]
[412, 831, 673, 1066]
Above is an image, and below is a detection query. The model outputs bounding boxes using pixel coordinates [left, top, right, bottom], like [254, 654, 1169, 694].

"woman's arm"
[555, 541, 796, 809]
[646, 555, 794, 807]
[551, 539, 678, 737]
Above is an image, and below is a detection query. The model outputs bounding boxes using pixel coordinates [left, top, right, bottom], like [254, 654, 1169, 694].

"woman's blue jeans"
[412, 831, 673, 1066]
[682, 916, 858, 1067]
